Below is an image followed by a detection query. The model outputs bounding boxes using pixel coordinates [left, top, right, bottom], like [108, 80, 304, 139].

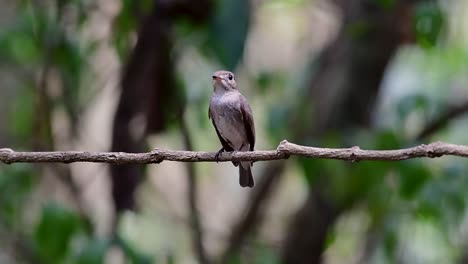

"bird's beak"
[212, 75, 220, 81]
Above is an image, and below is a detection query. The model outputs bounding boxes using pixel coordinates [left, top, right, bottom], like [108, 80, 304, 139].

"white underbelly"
[211, 92, 249, 151]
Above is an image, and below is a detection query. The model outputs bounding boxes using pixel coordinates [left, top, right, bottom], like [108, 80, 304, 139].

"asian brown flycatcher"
[209, 70, 255, 187]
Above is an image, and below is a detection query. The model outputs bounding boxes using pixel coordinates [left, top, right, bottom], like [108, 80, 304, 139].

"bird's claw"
[215, 148, 224, 163]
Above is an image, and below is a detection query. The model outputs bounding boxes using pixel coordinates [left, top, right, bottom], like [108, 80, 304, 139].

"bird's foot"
[215, 147, 224, 163]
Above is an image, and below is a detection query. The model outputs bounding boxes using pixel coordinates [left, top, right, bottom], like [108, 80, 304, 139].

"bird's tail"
[239, 162, 254, 188]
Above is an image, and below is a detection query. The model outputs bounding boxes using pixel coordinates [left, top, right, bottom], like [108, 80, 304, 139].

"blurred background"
[1, 0, 468, 263]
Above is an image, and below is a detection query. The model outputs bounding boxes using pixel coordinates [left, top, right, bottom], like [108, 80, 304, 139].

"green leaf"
[54, 38, 86, 123]
[413, 2, 445, 48]
[267, 104, 290, 143]
[226, 254, 241, 264]
[383, 229, 397, 258]
[347, 21, 371, 39]
[253, 244, 280, 264]
[208, 0, 250, 69]
[416, 200, 441, 219]
[349, 161, 392, 200]
[415, 165, 462, 222]
[115, 235, 153, 264]
[0, 164, 36, 225]
[397, 161, 431, 199]
[373, 0, 396, 9]
[396, 94, 429, 122]
[373, 130, 401, 150]
[0, 31, 41, 63]
[34, 203, 83, 263]
[112, 0, 136, 59]
[112, 0, 153, 60]
[256, 72, 275, 94]
[75, 239, 110, 264]
[8, 84, 36, 145]
[297, 158, 323, 186]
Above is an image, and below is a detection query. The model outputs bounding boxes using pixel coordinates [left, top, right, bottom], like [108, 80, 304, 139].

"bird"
[208, 70, 256, 187]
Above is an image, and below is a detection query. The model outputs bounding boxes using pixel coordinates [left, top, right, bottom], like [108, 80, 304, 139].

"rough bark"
[1, 141, 467, 164]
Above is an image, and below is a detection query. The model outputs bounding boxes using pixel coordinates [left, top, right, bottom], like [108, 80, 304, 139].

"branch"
[417, 100, 468, 140]
[1, 141, 468, 164]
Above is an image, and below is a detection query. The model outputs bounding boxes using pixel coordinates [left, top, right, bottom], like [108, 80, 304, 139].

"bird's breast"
[210, 93, 247, 149]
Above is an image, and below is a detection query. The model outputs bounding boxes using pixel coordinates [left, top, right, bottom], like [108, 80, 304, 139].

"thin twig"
[417, 100, 468, 140]
[1, 141, 468, 164]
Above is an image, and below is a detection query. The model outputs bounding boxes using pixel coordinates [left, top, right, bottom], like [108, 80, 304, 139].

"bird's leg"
[215, 147, 225, 163]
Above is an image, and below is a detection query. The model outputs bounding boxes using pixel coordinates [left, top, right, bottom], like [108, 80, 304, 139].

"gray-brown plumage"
[208, 70, 255, 187]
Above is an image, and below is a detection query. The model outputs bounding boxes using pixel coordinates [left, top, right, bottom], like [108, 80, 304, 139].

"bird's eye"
[228, 74, 234, 80]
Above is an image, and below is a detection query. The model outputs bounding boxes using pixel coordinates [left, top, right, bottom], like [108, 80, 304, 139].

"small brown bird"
[209, 70, 256, 187]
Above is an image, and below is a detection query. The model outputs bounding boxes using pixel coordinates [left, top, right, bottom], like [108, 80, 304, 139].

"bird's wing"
[239, 95, 255, 151]
[209, 105, 234, 151]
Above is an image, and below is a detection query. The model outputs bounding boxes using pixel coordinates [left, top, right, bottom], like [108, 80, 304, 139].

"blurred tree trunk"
[110, 4, 176, 214]
[281, 1, 414, 263]
[109, 3, 213, 263]
[110, 0, 213, 215]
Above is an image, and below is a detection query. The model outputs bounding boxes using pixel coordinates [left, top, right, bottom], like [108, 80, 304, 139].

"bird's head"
[212, 70, 237, 92]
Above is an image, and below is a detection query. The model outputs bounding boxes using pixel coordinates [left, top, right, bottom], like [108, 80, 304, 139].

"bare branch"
[417, 99, 468, 140]
[1, 141, 468, 165]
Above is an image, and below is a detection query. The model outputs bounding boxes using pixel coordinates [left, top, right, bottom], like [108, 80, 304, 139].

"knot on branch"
[150, 149, 164, 163]
[349, 146, 361, 162]
[106, 153, 119, 163]
[0, 148, 14, 153]
[276, 140, 291, 159]
[0, 148, 14, 164]
[426, 142, 443, 158]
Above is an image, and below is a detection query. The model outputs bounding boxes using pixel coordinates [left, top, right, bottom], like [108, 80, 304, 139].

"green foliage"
[115, 235, 154, 264]
[298, 130, 402, 207]
[347, 21, 371, 39]
[75, 239, 110, 264]
[8, 84, 36, 144]
[0, 0, 95, 142]
[208, 0, 250, 69]
[112, 0, 154, 59]
[226, 254, 241, 264]
[396, 94, 431, 123]
[252, 245, 280, 264]
[373, 0, 396, 9]
[267, 104, 291, 143]
[0, 29, 41, 64]
[397, 160, 431, 200]
[413, 2, 445, 48]
[113, 0, 141, 60]
[34, 203, 85, 263]
[54, 37, 93, 122]
[297, 158, 322, 186]
[224, 243, 280, 264]
[416, 165, 467, 223]
[255, 72, 278, 94]
[0, 164, 36, 226]
[383, 228, 397, 258]
[32, 204, 126, 264]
